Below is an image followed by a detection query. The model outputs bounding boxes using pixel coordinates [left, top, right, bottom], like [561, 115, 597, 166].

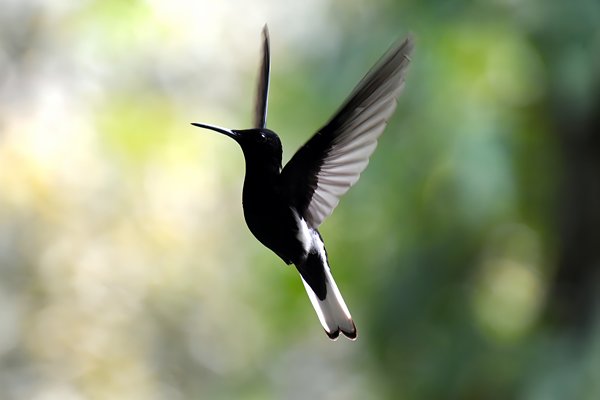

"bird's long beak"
[191, 122, 239, 139]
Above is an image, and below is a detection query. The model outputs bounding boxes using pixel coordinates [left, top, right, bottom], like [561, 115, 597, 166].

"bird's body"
[193, 26, 413, 340]
[228, 128, 300, 265]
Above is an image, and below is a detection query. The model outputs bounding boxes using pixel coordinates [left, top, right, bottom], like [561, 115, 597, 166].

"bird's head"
[192, 123, 282, 167]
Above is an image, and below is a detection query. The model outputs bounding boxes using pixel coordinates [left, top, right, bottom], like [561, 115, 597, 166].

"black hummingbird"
[192, 26, 413, 340]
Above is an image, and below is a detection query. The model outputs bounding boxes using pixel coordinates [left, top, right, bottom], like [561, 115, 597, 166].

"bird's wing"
[254, 25, 271, 129]
[280, 35, 414, 228]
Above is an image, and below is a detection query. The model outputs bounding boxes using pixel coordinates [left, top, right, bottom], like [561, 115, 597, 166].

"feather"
[281, 35, 414, 228]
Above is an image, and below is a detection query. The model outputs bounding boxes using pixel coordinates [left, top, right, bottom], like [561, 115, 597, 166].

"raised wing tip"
[400, 33, 415, 57]
[254, 23, 271, 130]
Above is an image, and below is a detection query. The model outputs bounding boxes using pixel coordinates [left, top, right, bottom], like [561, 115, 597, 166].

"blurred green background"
[1, 0, 599, 399]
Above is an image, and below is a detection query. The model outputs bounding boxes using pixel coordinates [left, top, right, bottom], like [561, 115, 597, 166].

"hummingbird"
[192, 26, 413, 340]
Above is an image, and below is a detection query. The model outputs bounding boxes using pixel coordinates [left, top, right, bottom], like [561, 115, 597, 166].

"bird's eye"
[260, 132, 267, 142]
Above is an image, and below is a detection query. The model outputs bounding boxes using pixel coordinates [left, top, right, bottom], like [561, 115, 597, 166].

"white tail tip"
[301, 267, 357, 341]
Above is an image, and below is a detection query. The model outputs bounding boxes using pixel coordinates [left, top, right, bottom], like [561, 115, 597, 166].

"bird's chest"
[242, 189, 305, 264]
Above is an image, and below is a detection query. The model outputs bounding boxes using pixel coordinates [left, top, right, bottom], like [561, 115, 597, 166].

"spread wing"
[254, 25, 271, 129]
[280, 35, 414, 228]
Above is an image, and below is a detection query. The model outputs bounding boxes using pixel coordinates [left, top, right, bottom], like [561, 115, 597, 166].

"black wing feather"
[254, 25, 271, 129]
[280, 35, 414, 228]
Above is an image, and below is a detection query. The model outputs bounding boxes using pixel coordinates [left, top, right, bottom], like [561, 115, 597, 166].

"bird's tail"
[296, 256, 357, 340]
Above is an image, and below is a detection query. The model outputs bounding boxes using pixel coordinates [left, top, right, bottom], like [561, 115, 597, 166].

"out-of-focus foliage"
[1, 0, 599, 399]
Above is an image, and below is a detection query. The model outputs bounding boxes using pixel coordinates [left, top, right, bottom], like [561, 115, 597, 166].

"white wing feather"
[306, 52, 411, 226]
